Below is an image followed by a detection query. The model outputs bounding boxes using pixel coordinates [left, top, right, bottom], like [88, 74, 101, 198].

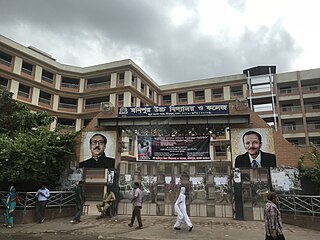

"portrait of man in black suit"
[235, 130, 276, 168]
[79, 133, 115, 169]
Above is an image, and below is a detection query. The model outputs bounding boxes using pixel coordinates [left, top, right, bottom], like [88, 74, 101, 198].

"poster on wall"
[79, 131, 117, 169]
[270, 167, 301, 193]
[136, 135, 211, 161]
[231, 128, 276, 168]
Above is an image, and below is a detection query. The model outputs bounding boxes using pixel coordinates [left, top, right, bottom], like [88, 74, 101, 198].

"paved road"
[1, 215, 319, 240]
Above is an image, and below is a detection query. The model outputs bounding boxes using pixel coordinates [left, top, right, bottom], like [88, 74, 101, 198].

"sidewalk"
[1, 214, 319, 240]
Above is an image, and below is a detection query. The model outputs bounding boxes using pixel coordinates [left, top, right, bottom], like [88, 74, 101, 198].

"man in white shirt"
[35, 184, 50, 223]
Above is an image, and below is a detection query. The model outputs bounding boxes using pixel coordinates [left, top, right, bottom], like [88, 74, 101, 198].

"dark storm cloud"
[0, 0, 301, 84]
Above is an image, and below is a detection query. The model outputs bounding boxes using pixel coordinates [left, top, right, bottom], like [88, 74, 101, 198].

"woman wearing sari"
[3, 186, 16, 228]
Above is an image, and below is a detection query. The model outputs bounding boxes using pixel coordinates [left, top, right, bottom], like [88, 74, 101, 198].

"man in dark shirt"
[235, 130, 276, 168]
[79, 133, 115, 169]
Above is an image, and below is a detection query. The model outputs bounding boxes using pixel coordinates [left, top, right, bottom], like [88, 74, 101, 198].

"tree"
[298, 144, 320, 194]
[0, 90, 79, 190]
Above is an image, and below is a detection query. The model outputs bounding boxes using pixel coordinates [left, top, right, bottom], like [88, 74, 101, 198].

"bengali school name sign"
[118, 103, 229, 117]
[137, 135, 211, 162]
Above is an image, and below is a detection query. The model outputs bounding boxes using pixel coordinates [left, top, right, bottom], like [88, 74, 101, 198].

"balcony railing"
[21, 68, 33, 75]
[39, 97, 51, 105]
[305, 104, 320, 112]
[212, 93, 223, 99]
[59, 103, 77, 109]
[85, 103, 101, 109]
[279, 87, 299, 95]
[231, 91, 243, 97]
[279, 195, 320, 216]
[18, 91, 30, 98]
[41, 75, 54, 84]
[61, 82, 79, 89]
[282, 124, 304, 132]
[280, 106, 301, 113]
[302, 84, 320, 93]
[0, 191, 75, 212]
[307, 123, 320, 131]
[87, 81, 110, 88]
[0, 58, 12, 66]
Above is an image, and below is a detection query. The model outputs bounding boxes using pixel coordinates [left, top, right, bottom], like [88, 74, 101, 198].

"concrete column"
[34, 66, 42, 83]
[79, 78, 85, 93]
[242, 84, 248, 98]
[52, 95, 59, 111]
[205, 89, 211, 102]
[75, 119, 82, 131]
[171, 93, 177, 105]
[31, 87, 40, 105]
[124, 71, 132, 86]
[55, 74, 61, 90]
[110, 93, 116, 107]
[9, 80, 19, 99]
[187, 91, 193, 104]
[124, 92, 131, 107]
[137, 77, 141, 92]
[13, 57, 22, 75]
[223, 86, 231, 100]
[110, 73, 117, 88]
[154, 92, 158, 104]
[77, 97, 83, 113]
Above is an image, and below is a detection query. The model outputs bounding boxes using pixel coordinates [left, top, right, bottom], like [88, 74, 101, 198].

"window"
[39, 91, 51, 105]
[118, 72, 124, 85]
[280, 87, 292, 94]
[0, 51, 12, 66]
[0, 77, 8, 89]
[59, 97, 77, 109]
[57, 118, 76, 130]
[162, 95, 171, 105]
[281, 104, 294, 112]
[212, 88, 223, 99]
[283, 122, 296, 131]
[21, 61, 33, 75]
[132, 76, 137, 86]
[18, 84, 31, 98]
[85, 96, 110, 109]
[118, 94, 124, 106]
[178, 93, 187, 103]
[231, 86, 243, 97]
[87, 75, 111, 88]
[149, 89, 153, 98]
[194, 90, 205, 101]
[61, 77, 79, 89]
[141, 82, 145, 93]
[131, 96, 135, 106]
[41, 70, 54, 84]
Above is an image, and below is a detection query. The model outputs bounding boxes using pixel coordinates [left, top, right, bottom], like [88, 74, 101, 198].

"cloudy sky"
[0, 0, 319, 84]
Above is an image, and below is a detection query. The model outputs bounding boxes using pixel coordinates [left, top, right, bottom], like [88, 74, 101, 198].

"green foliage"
[298, 144, 320, 183]
[0, 89, 79, 189]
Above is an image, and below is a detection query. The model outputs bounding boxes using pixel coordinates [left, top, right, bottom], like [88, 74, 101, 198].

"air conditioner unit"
[100, 102, 114, 112]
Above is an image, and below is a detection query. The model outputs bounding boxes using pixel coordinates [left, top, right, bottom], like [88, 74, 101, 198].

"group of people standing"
[2, 184, 50, 228]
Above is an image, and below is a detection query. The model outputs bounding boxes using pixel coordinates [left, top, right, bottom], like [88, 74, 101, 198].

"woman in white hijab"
[174, 187, 193, 231]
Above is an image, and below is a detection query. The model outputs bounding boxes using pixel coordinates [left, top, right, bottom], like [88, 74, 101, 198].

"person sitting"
[96, 187, 116, 219]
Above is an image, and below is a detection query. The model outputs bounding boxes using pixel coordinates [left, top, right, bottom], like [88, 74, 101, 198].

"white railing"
[39, 97, 51, 105]
[0, 191, 75, 213]
[41, 75, 54, 84]
[61, 82, 79, 89]
[59, 103, 77, 109]
[279, 195, 320, 216]
[87, 82, 110, 88]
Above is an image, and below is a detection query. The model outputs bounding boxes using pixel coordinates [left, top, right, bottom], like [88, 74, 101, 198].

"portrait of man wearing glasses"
[79, 133, 115, 169]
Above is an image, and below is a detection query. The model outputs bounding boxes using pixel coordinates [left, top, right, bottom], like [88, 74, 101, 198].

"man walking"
[128, 182, 143, 229]
[264, 192, 285, 240]
[35, 184, 50, 223]
[70, 181, 85, 224]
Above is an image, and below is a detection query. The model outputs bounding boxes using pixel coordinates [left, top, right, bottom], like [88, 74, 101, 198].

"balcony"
[84, 103, 100, 110]
[305, 104, 320, 113]
[58, 103, 77, 111]
[302, 84, 320, 94]
[280, 105, 302, 113]
[41, 75, 54, 84]
[39, 97, 51, 105]
[282, 124, 304, 133]
[307, 123, 320, 131]
[61, 82, 79, 89]
[278, 87, 299, 95]
[87, 81, 110, 89]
